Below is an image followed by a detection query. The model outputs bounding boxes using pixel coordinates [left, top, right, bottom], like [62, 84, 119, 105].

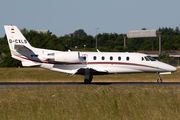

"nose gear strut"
[157, 73, 162, 83]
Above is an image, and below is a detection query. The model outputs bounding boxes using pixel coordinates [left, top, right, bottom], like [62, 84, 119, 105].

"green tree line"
[1, 27, 180, 67]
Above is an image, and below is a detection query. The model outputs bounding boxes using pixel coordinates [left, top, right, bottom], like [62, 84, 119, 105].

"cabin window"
[118, 56, 121, 61]
[110, 56, 113, 60]
[93, 56, 97, 60]
[102, 56, 105, 60]
[83, 57, 86, 60]
[126, 57, 129, 61]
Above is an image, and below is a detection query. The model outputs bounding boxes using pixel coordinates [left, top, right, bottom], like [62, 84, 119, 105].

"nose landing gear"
[157, 73, 162, 83]
[157, 78, 162, 83]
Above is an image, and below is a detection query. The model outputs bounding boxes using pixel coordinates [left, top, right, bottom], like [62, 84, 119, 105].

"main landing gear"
[84, 75, 93, 84]
[84, 68, 93, 84]
[157, 73, 162, 83]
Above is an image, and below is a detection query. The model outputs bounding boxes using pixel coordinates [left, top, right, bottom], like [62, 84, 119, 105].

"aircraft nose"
[165, 64, 177, 72]
[159, 62, 177, 72]
[169, 66, 177, 72]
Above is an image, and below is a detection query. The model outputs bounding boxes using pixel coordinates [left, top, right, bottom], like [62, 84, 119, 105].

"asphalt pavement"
[0, 82, 180, 88]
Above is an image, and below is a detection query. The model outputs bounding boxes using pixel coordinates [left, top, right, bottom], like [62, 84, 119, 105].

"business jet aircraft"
[4, 25, 177, 83]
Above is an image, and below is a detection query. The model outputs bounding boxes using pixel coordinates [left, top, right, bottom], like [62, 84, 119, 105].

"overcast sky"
[0, 0, 180, 37]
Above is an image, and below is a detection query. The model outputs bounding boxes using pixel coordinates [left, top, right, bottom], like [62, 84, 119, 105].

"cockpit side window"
[142, 57, 144, 61]
[147, 56, 156, 61]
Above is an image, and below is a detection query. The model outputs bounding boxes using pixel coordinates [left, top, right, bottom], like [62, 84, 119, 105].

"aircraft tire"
[157, 78, 162, 83]
[84, 79, 91, 84]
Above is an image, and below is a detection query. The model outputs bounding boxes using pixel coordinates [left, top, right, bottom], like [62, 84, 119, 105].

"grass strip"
[0, 86, 180, 119]
[0, 67, 179, 82]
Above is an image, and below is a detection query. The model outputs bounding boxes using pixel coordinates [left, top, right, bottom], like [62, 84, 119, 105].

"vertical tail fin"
[4, 25, 32, 53]
[4, 25, 41, 66]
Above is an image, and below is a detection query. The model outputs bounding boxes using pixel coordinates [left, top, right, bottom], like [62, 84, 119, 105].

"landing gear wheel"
[157, 78, 162, 83]
[84, 79, 92, 84]
[84, 69, 93, 84]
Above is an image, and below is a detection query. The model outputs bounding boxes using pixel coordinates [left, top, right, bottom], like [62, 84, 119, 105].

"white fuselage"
[13, 47, 177, 75]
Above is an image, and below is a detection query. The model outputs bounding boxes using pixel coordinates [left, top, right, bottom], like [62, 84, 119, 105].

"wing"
[75, 67, 108, 75]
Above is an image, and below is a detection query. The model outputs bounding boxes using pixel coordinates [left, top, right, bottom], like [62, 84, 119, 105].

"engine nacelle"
[43, 52, 80, 63]
[55, 52, 80, 63]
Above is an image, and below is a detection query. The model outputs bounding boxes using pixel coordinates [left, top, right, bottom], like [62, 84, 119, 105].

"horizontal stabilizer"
[14, 44, 32, 52]
[22, 61, 42, 66]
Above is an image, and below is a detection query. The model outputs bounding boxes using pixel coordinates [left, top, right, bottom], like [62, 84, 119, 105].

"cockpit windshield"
[144, 56, 150, 61]
[147, 56, 156, 61]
